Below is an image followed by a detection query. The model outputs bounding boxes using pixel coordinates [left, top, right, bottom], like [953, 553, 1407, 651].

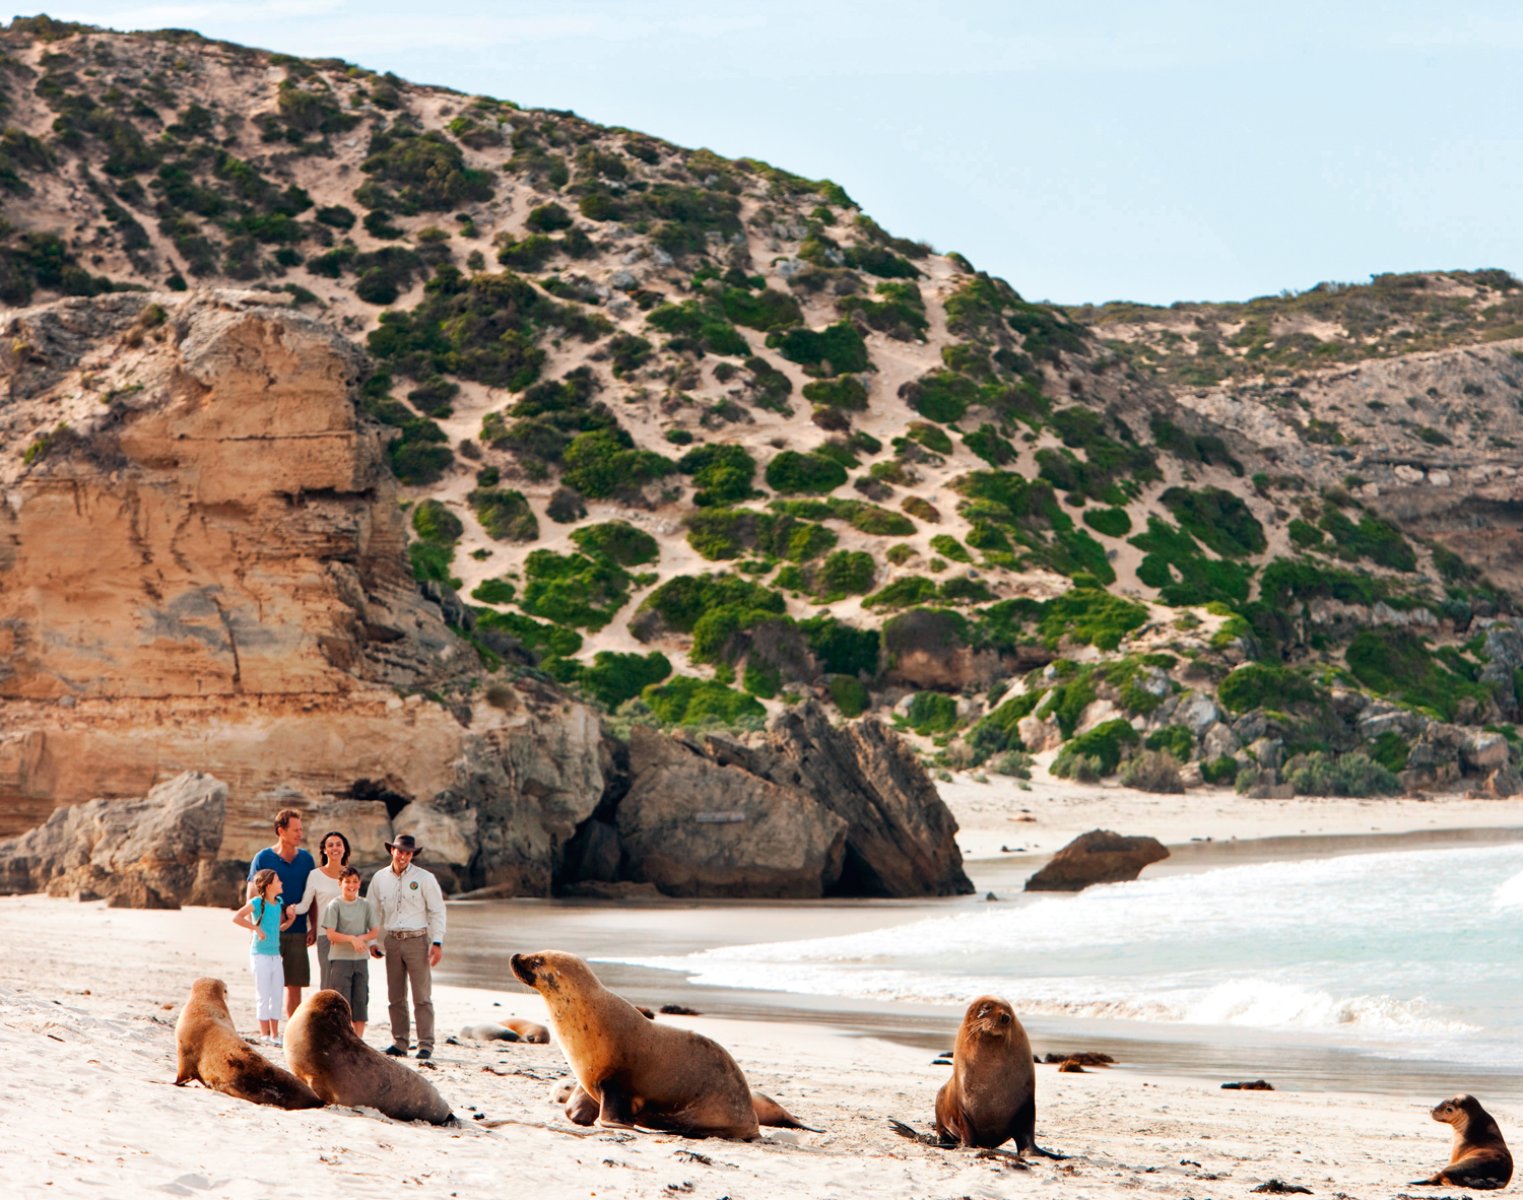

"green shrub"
[411, 498, 463, 545]
[647, 299, 749, 357]
[963, 424, 1015, 466]
[520, 549, 634, 630]
[1084, 506, 1132, 537]
[907, 422, 954, 454]
[1318, 507, 1417, 572]
[607, 332, 653, 377]
[905, 692, 960, 735]
[1345, 627, 1491, 721]
[1284, 751, 1401, 797]
[1036, 588, 1147, 651]
[561, 429, 674, 498]
[845, 502, 916, 536]
[765, 450, 847, 495]
[801, 376, 869, 410]
[720, 285, 802, 331]
[470, 577, 516, 604]
[930, 535, 971, 563]
[474, 607, 583, 658]
[863, 576, 939, 610]
[408, 541, 459, 588]
[1201, 755, 1239, 785]
[636, 574, 786, 636]
[800, 615, 880, 677]
[1052, 719, 1139, 778]
[828, 674, 871, 717]
[1145, 725, 1194, 760]
[562, 650, 671, 709]
[768, 322, 870, 373]
[570, 520, 660, 566]
[525, 202, 573, 232]
[965, 688, 1046, 763]
[679, 443, 757, 506]
[814, 550, 876, 600]
[641, 676, 766, 729]
[1218, 663, 1324, 713]
[1160, 487, 1266, 558]
[903, 370, 981, 423]
[901, 495, 940, 524]
[470, 488, 538, 541]
[361, 126, 494, 211]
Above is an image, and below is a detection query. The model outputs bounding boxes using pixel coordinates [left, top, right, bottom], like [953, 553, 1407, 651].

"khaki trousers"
[383, 932, 434, 1051]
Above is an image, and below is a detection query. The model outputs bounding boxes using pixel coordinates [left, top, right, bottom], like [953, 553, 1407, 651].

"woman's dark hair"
[319, 830, 351, 867]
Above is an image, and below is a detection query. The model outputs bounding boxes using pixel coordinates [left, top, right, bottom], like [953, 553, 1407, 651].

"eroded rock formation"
[1025, 829, 1169, 892]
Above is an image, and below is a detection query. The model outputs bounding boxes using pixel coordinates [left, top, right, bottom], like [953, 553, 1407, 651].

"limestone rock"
[1461, 731, 1511, 773]
[615, 726, 848, 898]
[0, 771, 228, 908]
[1025, 830, 1169, 892]
[1176, 693, 1222, 736]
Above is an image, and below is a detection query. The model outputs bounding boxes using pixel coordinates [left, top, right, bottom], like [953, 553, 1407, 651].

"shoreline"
[3, 784, 1522, 1197]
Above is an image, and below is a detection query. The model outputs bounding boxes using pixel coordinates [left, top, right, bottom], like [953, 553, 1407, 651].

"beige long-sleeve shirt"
[367, 862, 446, 945]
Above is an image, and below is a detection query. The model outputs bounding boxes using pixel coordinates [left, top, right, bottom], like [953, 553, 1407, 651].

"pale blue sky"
[22, 1, 1523, 305]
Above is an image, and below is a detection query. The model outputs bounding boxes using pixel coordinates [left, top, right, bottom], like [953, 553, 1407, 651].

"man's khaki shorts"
[279, 930, 311, 987]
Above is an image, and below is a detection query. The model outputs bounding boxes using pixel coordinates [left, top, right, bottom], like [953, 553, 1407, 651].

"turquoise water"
[607, 843, 1523, 1072]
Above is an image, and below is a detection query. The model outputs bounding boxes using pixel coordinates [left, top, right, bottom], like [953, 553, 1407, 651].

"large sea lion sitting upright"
[285, 990, 454, 1125]
[173, 977, 323, 1111]
[935, 995, 1060, 1157]
[1410, 1094, 1512, 1189]
[510, 950, 760, 1139]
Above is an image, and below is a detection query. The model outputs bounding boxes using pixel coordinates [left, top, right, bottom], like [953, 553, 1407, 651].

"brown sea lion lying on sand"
[286, 990, 453, 1125]
[1410, 1094, 1512, 1190]
[512, 950, 806, 1139]
[173, 977, 322, 1111]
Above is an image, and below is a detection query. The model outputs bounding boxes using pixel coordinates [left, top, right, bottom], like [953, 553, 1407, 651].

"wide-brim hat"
[385, 834, 422, 855]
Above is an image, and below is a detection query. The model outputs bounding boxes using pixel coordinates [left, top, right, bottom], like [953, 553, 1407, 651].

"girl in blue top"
[233, 868, 296, 1044]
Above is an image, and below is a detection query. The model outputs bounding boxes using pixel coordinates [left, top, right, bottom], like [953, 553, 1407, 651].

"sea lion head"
[511, 950, 596, 995]
[1431, 1094, 1482, 1125]
[303, 988, 355, 1034]
[189, 977, 229, 1005]
[962, 995, 1017, 1039]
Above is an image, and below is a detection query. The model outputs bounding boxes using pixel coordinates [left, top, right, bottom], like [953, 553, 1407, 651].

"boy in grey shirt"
[321, 866, 381, 1036]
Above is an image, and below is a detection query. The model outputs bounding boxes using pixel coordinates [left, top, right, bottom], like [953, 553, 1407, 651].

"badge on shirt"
[410, 881, 419, 890]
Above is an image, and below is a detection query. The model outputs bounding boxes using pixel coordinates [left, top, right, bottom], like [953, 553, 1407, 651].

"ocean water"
[605, 843, 1523, 1072]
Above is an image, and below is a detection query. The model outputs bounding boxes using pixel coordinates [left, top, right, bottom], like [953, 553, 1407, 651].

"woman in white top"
[291, 830, 349, 990]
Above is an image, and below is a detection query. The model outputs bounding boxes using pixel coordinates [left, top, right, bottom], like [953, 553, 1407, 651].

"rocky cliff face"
[0, 291, 605, 880]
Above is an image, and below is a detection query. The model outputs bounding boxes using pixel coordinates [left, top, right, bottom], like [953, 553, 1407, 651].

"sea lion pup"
[286, 990, 454, 1126]
[934, 995, 1061, 1157]
[173, 977, 323, 1111]
[563, 1081, 821, 1132]
[459, 1024, 520, 1042]
[501, 1017, 550, 1043]
[1410, 1094, 1512, 1189]
[510, 950, 760, 1139]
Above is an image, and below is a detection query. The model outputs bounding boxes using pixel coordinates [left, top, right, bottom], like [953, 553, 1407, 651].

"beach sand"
[2, 780, 1520, 1198]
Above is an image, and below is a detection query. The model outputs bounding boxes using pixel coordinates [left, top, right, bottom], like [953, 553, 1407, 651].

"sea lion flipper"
[564, 1083, 598, 1126]
[596, 1076, 638, 1129]
[888, 1117, 943, 1147]
[1028, 1143, 1067, 1160]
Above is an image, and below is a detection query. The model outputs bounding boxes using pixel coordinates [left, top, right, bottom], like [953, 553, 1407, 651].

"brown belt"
[387, 929, 428, 940]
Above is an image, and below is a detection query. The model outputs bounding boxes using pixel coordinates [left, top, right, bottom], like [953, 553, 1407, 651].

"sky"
[17, 1, 1523, 305]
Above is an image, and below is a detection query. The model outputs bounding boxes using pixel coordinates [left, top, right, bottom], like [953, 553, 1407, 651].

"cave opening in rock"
[344, 778, 412, 821]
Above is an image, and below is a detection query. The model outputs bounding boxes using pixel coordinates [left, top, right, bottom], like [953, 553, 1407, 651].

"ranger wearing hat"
[367, 833, 447, 1059]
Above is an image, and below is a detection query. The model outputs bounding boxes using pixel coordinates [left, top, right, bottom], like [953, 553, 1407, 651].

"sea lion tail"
[753, 1092, 823, 1132]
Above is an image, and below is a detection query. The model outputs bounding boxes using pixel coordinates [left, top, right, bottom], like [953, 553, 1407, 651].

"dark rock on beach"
[1025, 829, 1169, 892]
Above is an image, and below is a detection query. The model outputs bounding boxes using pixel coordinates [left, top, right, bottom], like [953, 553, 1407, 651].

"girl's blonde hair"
[252, 868, 280, 898]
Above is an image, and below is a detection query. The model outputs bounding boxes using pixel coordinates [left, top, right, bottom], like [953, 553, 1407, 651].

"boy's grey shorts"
[328, 958, 370, 1022]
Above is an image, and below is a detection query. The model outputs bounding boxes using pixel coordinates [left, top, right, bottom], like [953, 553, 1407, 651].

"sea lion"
[173, 977, 322, 1111]
[501, 1017, 550, 1043]
[934, 995, 1061, 1157]
[1410, 1094, 1512, 1189]
[563, 1081, 820, 1132]
[459, 1023, 520, 1042]
[285, 990, 454, 1125]
[510, 949, 759, 1139]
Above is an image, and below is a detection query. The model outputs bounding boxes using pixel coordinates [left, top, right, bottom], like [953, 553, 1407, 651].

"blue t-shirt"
[250, 895, 283, 955]
[248, 847, 316, 934]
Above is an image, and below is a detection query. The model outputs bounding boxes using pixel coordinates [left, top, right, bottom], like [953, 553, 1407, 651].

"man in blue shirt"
[246, 808, 316, 1018]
